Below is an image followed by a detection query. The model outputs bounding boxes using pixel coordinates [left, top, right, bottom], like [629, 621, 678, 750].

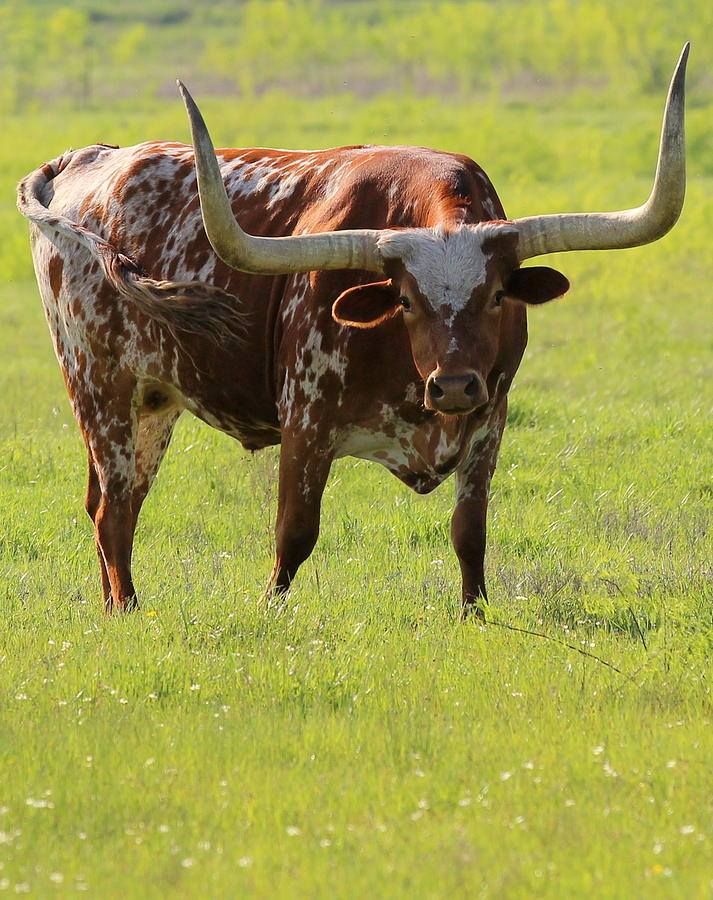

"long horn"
[514, 43, 689, 261]
[177, 82, 384, 275]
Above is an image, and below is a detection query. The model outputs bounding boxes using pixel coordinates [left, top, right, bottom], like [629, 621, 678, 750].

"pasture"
[0, 1, 711, 896]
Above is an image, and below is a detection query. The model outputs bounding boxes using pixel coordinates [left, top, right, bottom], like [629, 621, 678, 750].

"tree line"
[1, 0, 708, 112]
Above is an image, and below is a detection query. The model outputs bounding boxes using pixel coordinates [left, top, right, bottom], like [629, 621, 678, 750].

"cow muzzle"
[425, 369, 489, 415]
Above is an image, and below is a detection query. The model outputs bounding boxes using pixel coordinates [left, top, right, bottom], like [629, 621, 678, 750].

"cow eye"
[493, 290, 506, 307]
[400, 296, 412, 311]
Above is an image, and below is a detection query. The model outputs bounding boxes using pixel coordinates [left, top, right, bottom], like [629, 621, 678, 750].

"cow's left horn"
[513, 43, 689, 261]
[178, 82, 385, 275]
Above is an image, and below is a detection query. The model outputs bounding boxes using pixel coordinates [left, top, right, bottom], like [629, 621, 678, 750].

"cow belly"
[190, 403, 281, 451]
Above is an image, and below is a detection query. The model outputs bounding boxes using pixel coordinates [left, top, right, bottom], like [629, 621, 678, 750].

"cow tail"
[16, 152, 247, 346]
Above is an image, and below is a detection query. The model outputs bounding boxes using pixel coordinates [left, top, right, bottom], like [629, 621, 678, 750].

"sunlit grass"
[1, 58, 712, 900]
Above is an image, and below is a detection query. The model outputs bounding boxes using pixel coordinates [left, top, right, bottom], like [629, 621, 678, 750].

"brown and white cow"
[17, 46, 688, 616]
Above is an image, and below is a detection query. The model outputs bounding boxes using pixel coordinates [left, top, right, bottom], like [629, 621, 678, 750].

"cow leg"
[82, 390, 140, 613]
[85, 454, 111, 603]
[87, 408, 179, 612]
[268, 438, 334, 596]
[451, 489, 489, 620]
[451, 405, 506, 621]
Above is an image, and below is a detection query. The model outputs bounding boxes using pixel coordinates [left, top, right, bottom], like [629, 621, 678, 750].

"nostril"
[464, 376, 478, 397]
[429, 378, 445, 400]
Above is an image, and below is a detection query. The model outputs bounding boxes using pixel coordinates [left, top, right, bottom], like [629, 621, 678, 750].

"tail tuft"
[103, 249, 248, 346]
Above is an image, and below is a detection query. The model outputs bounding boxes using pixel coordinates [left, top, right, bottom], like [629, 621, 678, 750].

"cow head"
[331, 224, 569, 414]
[178, 43, 687, 414]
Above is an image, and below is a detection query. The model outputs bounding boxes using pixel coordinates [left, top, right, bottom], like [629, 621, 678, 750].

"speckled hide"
[18, 140, 568, 615]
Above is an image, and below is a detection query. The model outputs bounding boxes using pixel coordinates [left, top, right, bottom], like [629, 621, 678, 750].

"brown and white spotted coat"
[18, 141, 569, 614]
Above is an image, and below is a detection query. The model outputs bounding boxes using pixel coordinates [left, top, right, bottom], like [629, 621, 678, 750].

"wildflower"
[26, 797, 54, 809]
[286, 826, 301, 837]
[649, 865, 672, 877]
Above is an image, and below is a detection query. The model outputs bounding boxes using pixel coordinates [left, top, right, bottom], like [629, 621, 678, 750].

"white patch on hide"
[378, 222, 517, 321]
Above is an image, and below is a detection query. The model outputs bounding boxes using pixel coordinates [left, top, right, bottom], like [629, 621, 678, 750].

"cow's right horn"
[513, 43, 689, 261]
[178, 82, 385, 275]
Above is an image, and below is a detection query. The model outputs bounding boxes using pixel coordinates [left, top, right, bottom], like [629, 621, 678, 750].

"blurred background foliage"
[1, 0, 711, 284]
[0, 0, 711, 111]
[0, 14, 710, 891]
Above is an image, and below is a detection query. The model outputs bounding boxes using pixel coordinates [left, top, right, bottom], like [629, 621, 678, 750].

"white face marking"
[378, 223, 517, 324]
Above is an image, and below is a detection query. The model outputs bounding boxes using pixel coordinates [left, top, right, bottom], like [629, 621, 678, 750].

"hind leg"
[86, 395, 140, 613]
[77, 371, 179, 610]
[85, 455, 111, 604]
[88, 408, 179, 612]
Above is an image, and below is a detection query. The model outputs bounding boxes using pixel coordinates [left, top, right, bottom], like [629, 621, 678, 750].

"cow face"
[333, 223, 569, 415]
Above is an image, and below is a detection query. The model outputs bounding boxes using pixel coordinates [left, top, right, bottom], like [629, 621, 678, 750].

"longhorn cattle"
[17, 46, 688, 617]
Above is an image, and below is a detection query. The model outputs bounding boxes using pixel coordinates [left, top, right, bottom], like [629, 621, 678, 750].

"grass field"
[1, 3, 712, 896]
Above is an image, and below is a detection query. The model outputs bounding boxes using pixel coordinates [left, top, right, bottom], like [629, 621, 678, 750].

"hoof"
[461, 603, 486, 623]
[104, 595, 140, 615]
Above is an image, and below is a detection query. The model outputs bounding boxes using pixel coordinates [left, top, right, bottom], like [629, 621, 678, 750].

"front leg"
[267, 431, 334, 596]
[451, 403, 507, 620]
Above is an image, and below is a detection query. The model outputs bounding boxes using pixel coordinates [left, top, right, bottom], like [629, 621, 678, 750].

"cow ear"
[505, 267, 570, 305]
[332, 280, 401, 329]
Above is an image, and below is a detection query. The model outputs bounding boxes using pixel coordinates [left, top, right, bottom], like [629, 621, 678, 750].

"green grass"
[1, 7, 712, 895]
